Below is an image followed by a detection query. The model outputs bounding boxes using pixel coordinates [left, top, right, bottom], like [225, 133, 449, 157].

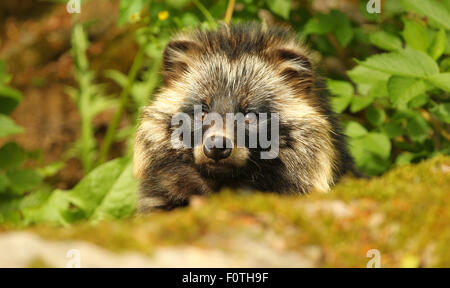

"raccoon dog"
[134, 23, 354, 213]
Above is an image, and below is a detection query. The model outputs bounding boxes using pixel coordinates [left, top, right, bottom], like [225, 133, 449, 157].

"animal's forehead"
[185, 54, 280, 97]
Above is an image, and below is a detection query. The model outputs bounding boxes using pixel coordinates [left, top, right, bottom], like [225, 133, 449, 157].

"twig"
[224, 0, 235, 25]
[420, 108, 450, 142]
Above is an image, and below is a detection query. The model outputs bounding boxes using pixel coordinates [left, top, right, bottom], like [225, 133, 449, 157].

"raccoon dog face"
[161, 26, 317, 175]
[134, 24, 353, 211]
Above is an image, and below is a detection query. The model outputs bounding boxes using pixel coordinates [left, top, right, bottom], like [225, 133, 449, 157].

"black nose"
[203, 136, 233, 161]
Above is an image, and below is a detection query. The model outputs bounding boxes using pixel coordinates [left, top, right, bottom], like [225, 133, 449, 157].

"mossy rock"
[2, 156, 449, 267]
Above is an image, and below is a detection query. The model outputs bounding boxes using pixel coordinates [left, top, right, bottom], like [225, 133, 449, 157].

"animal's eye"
[196, 110, 208, 121]
[244, 112, 257, 124]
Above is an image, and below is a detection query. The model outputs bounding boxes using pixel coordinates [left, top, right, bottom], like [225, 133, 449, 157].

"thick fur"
[134, 23, 354, 213]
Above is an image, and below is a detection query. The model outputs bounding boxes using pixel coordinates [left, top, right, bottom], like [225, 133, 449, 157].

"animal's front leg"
[137, 165, 213, 213]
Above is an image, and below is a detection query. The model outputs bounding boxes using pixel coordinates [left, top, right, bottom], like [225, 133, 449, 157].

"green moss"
[26, 155, 450, 267]
[26, 258, 53, 268]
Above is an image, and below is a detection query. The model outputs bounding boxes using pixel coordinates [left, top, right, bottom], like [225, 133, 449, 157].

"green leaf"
[22, 190, 71, 226]
[303, 13, 334, 35]
[349, 137, 390, 175]
[266, 0, 292, 20]
[327, 79, 354, 96]
[368, 80, 389, 99]
[331, 95, 352, 114]
[426, 73, 450, 92]
[180, 13, 201, 27]
[327, 80, 354, 113]
[440, 57, 450, 71]
[165, 0, 191, 10]
[347, 66, 390, 95]
[350, 95, 374, 113]
[66, 158, 137, 219]
[0, 85, 22, 115]
[118, 0, 146, 26]
[90, 163, 137, 221]
[89, 95, 117, 119]
[0, 114, 23, 138]
[0, 142, 26, 170]
[385, 0, 406, 15]
[344, 121, 368, 138]
[6, 169, 42, 193]
[429, 29, 447, 60]
[36, 162, 65, 178]
[363, 132, 392, 159]
[396, 152, 418, 166]
[444, 0, 450, 11]
[406, 113, 430, 142]
[332, 10, 354, 47]
[402, 18, 429, 52]
[384, 121, 404, 139]
[369, 31, 402, 51]
[366, 106, 386, 126]
[103, 69, 127, 87]
[357, 48, 439, 78]
[388, 76, 429, 107]
[348, 65, 390, 85]
[0, 198, 22, 225]
[446, 33, 450, 55]
[0, 173, 10, 192]
[431, 103, 450, 124]
[401, 0, 450, 30]
[408, 94, 429, 109]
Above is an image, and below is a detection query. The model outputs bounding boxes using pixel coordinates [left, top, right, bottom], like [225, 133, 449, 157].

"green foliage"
[66, 157, 137, 222]
[23, 157, 137, 226]
[401, 0, 450, 30]
[0, 63, 45, 224]
[266, 0, 292, 20]
[303, 10, 354, 47]
[369, 31, 402, 52]
[66, 24, 117, 173]
[326, 0, 450, 175]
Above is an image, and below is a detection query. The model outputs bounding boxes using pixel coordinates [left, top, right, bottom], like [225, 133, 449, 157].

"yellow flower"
[158, 10, 169, 21]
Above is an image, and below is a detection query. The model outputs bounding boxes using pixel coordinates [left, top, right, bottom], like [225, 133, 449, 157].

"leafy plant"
[23, 157, 137, 226]
[66, 24, 118, 173]
[0, 61, 45, 224]
[328, 0, 450, 175]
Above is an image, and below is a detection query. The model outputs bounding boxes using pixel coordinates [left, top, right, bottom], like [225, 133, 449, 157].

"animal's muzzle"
[203, 136, 233, 161]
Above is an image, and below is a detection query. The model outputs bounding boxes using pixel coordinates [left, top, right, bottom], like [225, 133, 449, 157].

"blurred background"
[0, 0, 449, 268]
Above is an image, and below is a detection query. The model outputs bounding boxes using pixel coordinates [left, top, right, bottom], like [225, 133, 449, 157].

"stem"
[420, 108, 450, 142]
[98, 46, 145, 165]
[79, 84, 94, 173]
[192, 0, 216, 26]
[224, 0, 235, 24]
[72, 24, 95, 173]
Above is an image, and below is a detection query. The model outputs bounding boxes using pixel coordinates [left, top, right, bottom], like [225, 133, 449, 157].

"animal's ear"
[272, 48, 314, 91]
[162, 40, 200, 84]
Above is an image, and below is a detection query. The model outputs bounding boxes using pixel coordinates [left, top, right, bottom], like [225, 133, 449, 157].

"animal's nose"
[203, 136, 233, 161]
